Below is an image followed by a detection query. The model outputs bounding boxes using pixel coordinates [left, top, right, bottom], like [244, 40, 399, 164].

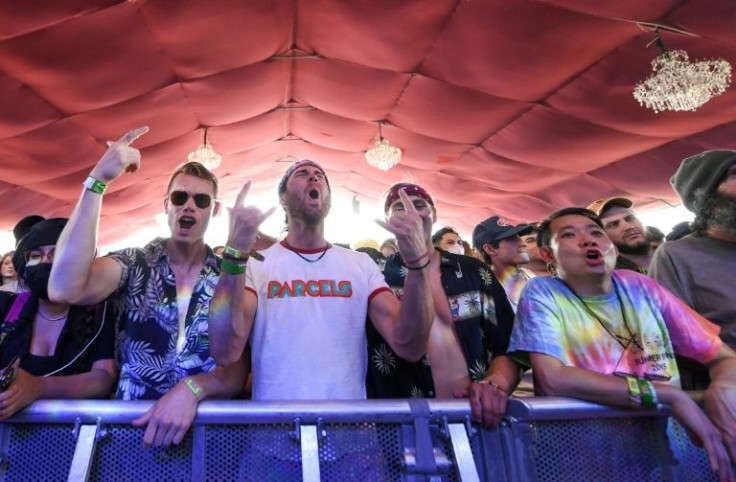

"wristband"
[220, 257, 246, 275]
[637, 378, 658, 408]
[83, 176, 107, 194]
[404, 251, 429, 265]
[623, 375, 641, 408]
[406, 258, 431, 270]
[183, 377, 202, 400]
[223, 245, 248, 261]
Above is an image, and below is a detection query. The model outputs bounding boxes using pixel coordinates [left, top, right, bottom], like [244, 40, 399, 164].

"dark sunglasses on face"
[169, 191, 215, 209]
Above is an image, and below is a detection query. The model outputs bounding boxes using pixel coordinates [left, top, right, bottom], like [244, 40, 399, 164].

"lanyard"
[558, 278, 643, 352]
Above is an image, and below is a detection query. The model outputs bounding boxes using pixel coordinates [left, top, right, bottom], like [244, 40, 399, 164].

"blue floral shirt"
[107, 238, 220, 400]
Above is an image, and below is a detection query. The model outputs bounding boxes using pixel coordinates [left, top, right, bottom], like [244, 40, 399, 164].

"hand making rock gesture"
[226, 181, 276, 254]
[376, 188, 433, 266]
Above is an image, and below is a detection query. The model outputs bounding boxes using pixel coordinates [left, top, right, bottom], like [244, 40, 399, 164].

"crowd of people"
[0, 127, 734, 478]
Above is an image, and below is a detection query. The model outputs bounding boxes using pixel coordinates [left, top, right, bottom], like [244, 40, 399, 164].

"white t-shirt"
[245, 242, 391, 400]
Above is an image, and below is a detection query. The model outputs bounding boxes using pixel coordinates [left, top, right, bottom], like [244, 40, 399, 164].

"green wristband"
[183, 377, 202, 400]
[637, 378, 658, 408]
[220, 257, 246, 275]
[624, 375, 641, 408]
[83, 176, 107, 194]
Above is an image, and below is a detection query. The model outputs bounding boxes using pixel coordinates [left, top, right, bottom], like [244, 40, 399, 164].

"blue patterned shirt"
[107, 238, 220, 400]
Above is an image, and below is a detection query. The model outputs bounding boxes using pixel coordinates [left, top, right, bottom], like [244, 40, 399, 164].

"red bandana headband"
[383, 183, 435, 213]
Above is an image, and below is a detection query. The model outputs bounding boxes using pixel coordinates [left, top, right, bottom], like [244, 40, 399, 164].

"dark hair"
[537, 207, 603, 248]
[478, 240, 501, 266]
[431, 227, 459, 246]
[645, 226, 665, 242]
[166, 162, 219, 198]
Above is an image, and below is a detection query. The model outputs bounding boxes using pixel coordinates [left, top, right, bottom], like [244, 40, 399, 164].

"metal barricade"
[0, 397, 717, 481]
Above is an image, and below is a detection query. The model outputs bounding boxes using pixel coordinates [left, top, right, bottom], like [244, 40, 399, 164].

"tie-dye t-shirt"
[508, 270, 722, 388]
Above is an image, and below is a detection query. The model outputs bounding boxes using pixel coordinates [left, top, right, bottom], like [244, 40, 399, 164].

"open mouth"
[585, 250, 601, 260]
[179, 216, 196, 229]
[308, 188, 320, 200]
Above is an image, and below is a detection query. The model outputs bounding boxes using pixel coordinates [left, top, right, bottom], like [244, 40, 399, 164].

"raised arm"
[49, 127, 148, 305]
[372, 188, 433, 362]
[208, 181, 274, 365]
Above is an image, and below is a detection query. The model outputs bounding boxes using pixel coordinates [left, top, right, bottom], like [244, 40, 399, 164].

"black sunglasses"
[169, 191, 215, 209]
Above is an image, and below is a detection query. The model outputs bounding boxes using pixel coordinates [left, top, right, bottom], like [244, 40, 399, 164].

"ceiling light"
[633, 30, 732, 113]
[365, 123, 402, 171]
[187, 127, 222, 170]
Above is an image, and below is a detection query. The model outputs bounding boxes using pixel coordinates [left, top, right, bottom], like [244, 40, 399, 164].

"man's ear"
[482, 244, 496, 258]
[539, 246, 556, 265]
[163, 196, 169, 212]
[213, 201, 221, 217]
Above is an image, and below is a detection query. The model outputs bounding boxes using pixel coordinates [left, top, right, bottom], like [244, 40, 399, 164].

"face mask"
[23, 263, 52, 300]
[445, 244, 465, 256]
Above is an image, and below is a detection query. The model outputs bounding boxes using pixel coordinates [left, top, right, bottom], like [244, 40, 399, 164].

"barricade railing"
[0, 397, 716, 481]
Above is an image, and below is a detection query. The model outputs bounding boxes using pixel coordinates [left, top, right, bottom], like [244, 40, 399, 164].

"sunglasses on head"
[168, 191, 215, 209]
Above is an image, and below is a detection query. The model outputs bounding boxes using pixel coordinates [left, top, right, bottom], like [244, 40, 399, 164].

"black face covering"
[22, 263, 52, 300]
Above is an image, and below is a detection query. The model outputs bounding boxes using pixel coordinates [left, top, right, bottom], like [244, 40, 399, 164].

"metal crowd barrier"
[0, 397, 716, 481]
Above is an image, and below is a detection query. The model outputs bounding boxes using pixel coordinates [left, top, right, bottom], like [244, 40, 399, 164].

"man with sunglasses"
[507, 207, 736, 480]
[209, 161, 434, 401]
[49, 127, 245, 448]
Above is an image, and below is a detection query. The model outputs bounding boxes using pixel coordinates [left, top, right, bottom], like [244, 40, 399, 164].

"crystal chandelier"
[633, 30, 732, 113]
[187, 127, 222, 170]
[365, 123, 402, 171]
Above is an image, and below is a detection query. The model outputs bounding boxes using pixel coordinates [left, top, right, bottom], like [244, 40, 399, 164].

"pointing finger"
[118, 126, 149, 145]
[234, 180, 252, 209]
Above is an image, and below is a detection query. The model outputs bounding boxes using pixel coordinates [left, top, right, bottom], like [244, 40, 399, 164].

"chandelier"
[365, 123, 402, 171]
[633, 30, 732, 113]
[187, 127, 222, 170]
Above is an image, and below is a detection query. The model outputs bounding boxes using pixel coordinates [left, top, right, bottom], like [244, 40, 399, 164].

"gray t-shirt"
[649, 234, 736, 349]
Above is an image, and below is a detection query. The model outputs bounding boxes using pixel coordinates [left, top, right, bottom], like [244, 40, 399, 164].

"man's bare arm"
[208, 181, 273, 365]
[49, 127, 148, 305]
[372, 188, 434, 361]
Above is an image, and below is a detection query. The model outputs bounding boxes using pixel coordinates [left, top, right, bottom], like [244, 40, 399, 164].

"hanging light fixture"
[365, 123, 402, 171]
[187, 127, 222, 170]
[633, 29, 732, 113]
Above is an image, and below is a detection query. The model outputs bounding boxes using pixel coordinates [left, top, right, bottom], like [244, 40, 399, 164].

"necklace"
[36, 303, 69, 321]
[283, 240, 330, 263]
[37, 307, 68, 322]
[558, 278, 643, 351]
